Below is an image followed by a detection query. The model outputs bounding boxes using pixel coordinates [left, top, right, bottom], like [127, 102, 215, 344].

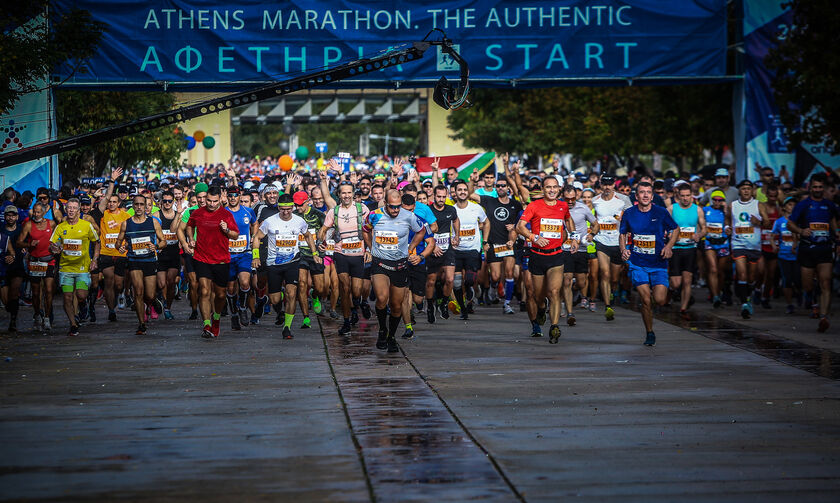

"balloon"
[279, 154, 294, 171]
[295, 146, 309, 159]
[193, 130, 205, 141]
[202, 136, 215, 149]
[185, 136, 196, 150]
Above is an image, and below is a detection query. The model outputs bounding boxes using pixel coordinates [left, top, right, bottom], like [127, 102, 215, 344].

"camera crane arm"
[0, 36, 470, 169]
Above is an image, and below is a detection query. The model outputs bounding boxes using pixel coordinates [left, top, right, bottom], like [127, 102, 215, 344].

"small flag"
[415, 153, 496, 181]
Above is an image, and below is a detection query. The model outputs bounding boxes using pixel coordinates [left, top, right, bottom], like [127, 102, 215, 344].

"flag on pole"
[415, 152, 496, 181]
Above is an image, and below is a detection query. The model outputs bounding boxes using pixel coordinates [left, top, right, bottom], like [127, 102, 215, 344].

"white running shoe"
[503, 303, 515, 315]
[42, 317, 51, 331]
[117, 294, 127, 310]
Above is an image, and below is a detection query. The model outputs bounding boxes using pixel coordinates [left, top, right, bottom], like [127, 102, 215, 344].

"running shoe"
[531, 327, 543, 338]
[329, 309, 340, 320]
[202, 326, 215, 338]
[282, 326, 293, 339]
[152, 297, 163, 315]
[148, 304, 159, 321]
[440, 304, 450, 320]
[620, 291, 630, 304]
[301, 317, 311, 329]
[275, 312, 283, 325]
[401, 328, 414, 339]
[376, 330, 388, 350]
[338, 321, 352, 336]
[263, 300, 272, 315]
[211, 318, 221, 337]
[164, 310, 174, 320]
[503, 303, 515, 315]
[88, 304, 96, 323]
[387, 336, 399, 353]
[548, 324, 561, 344]
[680, 309, 690, 321]
[33, 314, 42, 332]
[350, 310, 359, 326]
[250, 314, 260, 326]
[605, 306, 615, 321]
[466, 302, 475, 314]
[117, 294, 126, 310]
[785, 304, 795, 315]
[239, 308, 249, 327]
[644, 332, 656, 346]
[68, 325, 80, 337]
[312, 297, 323, 315]
[712, 295, 722, 308]
[459, 312, 469, 321]
[43, 318, 52, 331]
[566, 315, 576, 327]
[255, 296, 268, 316]
[189, 309, 199, 320]
[136, 323, 146, 335]
[818, 317, 830, 333]
[588, 301, 596, 313]
[580, 297, 589, 309]
[740, 302, 752, 320]
[427, 307, 436, 324]
[78, 307, 89, 322]
[231, 313, 242, 331]
[811, 305, 819, 319]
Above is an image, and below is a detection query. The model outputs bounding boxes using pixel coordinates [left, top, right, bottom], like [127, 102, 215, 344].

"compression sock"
[284, 313, 294, 329]
[376, 307, 388, 332]
[203, 319, 211, 327]
[736, 281, 749, 304]
[274, 302, 285, 315]
[226, 294, 238, 314]
[238, 288, 249, 308]
[405, 323, 413, 332]
[388, 315, 401, 338]
[504, 279, 515, 302]
[212, 312, 220, 321]
[454, 288, 466, 312]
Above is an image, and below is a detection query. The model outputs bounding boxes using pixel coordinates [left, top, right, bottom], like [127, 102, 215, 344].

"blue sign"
[315, 142, 328, 153]
[337, 152, 351, 173]
[52, 1, 727, 88]
[81, 177, 108, 184]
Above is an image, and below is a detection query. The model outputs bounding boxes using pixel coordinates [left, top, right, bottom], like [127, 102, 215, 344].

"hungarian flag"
[415, 152, 496, 181]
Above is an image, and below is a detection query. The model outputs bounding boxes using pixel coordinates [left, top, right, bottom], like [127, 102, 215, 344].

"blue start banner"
[52, 0, 727, 88]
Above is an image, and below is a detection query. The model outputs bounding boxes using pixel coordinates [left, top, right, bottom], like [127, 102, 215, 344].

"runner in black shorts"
[427, 184, 459, 322]
[156, 191, 181, 319]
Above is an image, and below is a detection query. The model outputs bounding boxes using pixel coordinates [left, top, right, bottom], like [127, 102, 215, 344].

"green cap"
[194, 182, 209, 194]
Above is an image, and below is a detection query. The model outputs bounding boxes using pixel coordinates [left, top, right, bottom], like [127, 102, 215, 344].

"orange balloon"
[193, 130, 206, 141]
[279, 154, 294, 171]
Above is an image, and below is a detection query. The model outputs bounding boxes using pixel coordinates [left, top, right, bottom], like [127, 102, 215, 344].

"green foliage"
[56, 90, 185, 179]
[448, 84, 732, 171]
[766, 0, 840, 154]
[0, 2, 104, 114]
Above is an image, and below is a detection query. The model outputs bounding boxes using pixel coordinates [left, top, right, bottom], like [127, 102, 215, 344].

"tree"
[766, 0, 840, 154]
[55, 91, 185, 180]
[0, 2, 104, 114]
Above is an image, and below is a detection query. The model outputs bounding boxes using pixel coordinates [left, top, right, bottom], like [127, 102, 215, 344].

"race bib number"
[493, 243, 514, 257]
[341, 237, 363, 251]
[29, 261, 49, 277]
[540, 218, 564, 239]
[706, 222, 723, 237]
[599, 220, 618, 235]
[678, 226, 696, 245]
[760, 229, 772, 246]
[810, 222, 829, 238]
[162, 230, 178, 246]
[275, 234, 298, 253]
[229, 234, 247, 253]
[781, 231, 794, 243]
[434, 233, 450, 251]
[632, 234, 656, 255]
[325, 239, 335, 256]
[374, 230, 398, 251]
[735, 224, 753, 236]
[104, 233, 119, 249]
[62, 238, 83, 257]
[130, 236, 153, 256]
[459, 225, 477, 243]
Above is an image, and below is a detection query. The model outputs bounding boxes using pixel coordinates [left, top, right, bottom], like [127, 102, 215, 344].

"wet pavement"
[1, 293, 840, 502]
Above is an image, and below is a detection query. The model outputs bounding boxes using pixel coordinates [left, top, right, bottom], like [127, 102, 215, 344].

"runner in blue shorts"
[619, 182, 678, 346]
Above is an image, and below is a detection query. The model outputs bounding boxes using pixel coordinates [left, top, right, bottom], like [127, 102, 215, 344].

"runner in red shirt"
[516, 176, 577, 343]
[185, 185, 239, 338]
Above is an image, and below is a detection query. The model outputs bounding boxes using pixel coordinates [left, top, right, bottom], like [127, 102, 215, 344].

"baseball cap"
[600, 174, 615, 184]
[714, 168, 729, 177]
[422, 179, 433, 186]
[79, 195, 92, 205]
[128, 186, 139, 196]
[397, 180, 411, 190]
[293, 191, 309, 205]
[261, 183, 279, 195]
[4, 205, 18, 215]
[709, 190, 726, 200]
[736, 179, 754, 188]
[194, 182, 209, 194]
[572, 181, 583, 190]
[227, 185, 241, 194]
[689, 174, 701, 182]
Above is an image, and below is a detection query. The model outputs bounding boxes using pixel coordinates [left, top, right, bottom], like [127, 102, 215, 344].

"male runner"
[293, 190, 326, 330]
[250, 183, 280, 324]
[252, 193, 318, 339]
[225, 185, 257, 330]
[177, 183, 209, 320]
[155, 190, 181, 319]
[400, 193, 436, 339]
[730, 180, 763, 319]
[117, 195, 166, 335]
[618, 182, 678, 346]
[786, 173, 839, 332]
[364, 190, 425, 352]
[668, 183, 706, 318]
[49, 198, 100, 336]
[561, 184, 598, 326]
[1, 206, 24, 332]
[591, 174, 631, 321]
[427, 184, 460, 322]
[97, 171, 130, 321]
[517, 176, 576, 343]
[184, 185, 240, 338]
[451, 180, 490, 320]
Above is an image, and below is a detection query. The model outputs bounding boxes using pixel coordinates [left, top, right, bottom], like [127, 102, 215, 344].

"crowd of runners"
[1, 156, 838, 348]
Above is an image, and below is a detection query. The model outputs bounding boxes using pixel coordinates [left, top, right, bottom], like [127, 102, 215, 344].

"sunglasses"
[387, 204, 401, 210]
[712, 198, 725, 202]
[37, 196, 49, 200]
[495, 184, 507, 188]
[162, 199, 174, 203]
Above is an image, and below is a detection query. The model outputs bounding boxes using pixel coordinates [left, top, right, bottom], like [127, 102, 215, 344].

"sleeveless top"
[125, 217, 158, 262]
[761, 203, 781, 253]
[157, 211, 180, 260]
[28, 219, 56, 265]
[672, 203, 699, 249]
[730, 199, 761, 250]
[703, 206, 728, 250]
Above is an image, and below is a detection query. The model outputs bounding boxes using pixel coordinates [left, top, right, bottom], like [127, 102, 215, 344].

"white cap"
[573, 181, 583, 190]
[554, 174, 565, 187]
[272, 181, 284, 192]
[243, 181, 254, 190]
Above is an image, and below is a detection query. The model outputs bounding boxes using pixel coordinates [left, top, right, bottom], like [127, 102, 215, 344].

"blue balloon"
[186, 136, 196, 150]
